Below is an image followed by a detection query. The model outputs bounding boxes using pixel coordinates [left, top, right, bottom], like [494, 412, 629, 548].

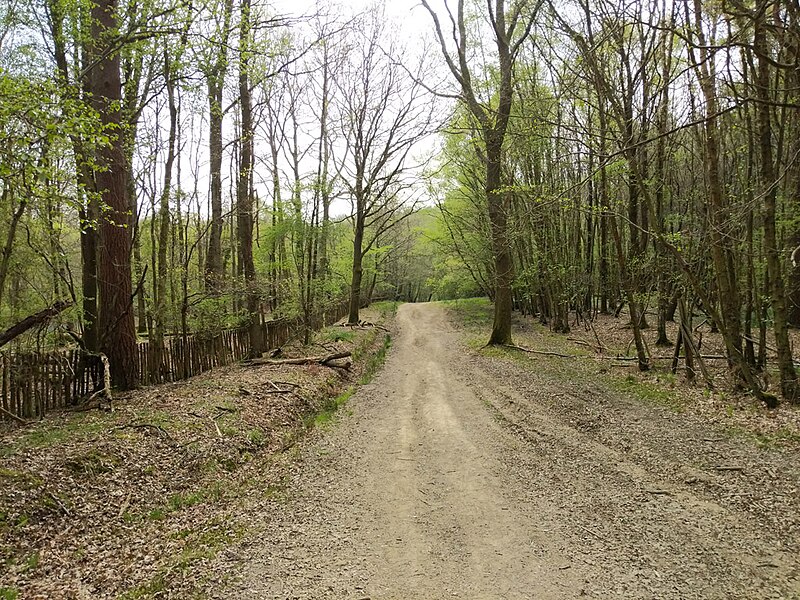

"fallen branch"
[71, 353, 112, 410]
[742, 334, 777, 353]
[209, 417, 223, 438]
[271, 381, 299, 388]
[0, 300, 73, 348]
[713, 465, 744, 472]
[568, 338, 603, 353]
[113, 422, 175, 445]
[45, 490, 71, 516]
[502, 344, 572, 358]
[0, 405, 29, 425]
[247, 351, 352, 367]
[500, 344, 725, 363]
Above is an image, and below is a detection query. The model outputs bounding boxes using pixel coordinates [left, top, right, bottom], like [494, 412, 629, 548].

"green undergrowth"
[608, 373, 686, 412]
[311, 332, 392, 428]
[120, 517, 244, 600]
[372, 300, 402, 319]
[447, 297, 688, 413]
[724, 423, 800, 449]
[441, 297, 493, 327]
[1, 416, 110, 458]
[448, 299, 800, 451]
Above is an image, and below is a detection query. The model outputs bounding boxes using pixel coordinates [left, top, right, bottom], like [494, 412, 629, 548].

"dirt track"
[224, 303, 800, 599]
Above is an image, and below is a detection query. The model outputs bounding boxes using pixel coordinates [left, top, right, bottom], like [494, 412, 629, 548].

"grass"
[0, 588, 19, 600]
[311, 332, 392, 428]
[607, 373, 687, 412]
[319, 328, 355, 343]
[0, 467, 42, 488]
[440, 297, 493, 327]
[443, 296, 694, 415]
[1, 416, 109, 457]
[64, 449, 121, 476]
[124, 481, 228, 524]
[725, 424, 800, 449]
[360, 334, 392, 384]
[372, 300, 402, 319]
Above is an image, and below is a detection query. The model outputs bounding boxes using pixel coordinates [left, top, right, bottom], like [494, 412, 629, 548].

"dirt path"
[223, 303, 800, 599]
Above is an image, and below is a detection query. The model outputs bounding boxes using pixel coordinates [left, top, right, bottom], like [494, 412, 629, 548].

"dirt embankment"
[222, 302, 799, 599]
[0, 309, 392, 599]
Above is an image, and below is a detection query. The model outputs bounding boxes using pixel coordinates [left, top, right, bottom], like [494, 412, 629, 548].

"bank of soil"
[220, 301, 799, 599]
[0, 308, 391, 599]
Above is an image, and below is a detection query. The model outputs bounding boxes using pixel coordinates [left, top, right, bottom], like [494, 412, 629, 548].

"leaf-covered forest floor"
[0, 304, 395, 600]
[456, 298, 800, 449]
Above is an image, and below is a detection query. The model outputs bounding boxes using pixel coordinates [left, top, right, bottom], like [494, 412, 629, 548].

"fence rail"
[1, 300, 349, 422]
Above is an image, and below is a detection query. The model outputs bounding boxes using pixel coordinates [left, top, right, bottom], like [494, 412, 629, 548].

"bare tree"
[334, 8, 434, 324]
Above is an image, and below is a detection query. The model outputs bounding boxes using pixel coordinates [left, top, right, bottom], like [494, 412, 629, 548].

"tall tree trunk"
[486, 133, 514, 345]
[237, 0, 263, 357]
[0, 192, 26, 311]
[348, 214, 365, 324]
[755, 20, 796, 400]
[88, 0, 137, 389]
[152, 51, 178, 379]
[203, 0, 233, 291]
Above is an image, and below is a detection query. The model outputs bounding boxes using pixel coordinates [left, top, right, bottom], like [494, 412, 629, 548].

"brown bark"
[88, 0, 138, 389]
[152, 51, 179, 379]
[754, 18, 796, 400]
[237, 0, 264, 358]
[0, 191, 26, 311]
[203, 0, 233, 291]
[348, 215, 365, 324]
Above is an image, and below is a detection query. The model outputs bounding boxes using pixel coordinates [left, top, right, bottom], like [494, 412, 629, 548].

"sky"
[254, 0, 451, 217]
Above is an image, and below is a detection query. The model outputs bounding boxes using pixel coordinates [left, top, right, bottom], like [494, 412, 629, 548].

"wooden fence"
[1, 350, 105, 421]
[1, 299, 349, 422]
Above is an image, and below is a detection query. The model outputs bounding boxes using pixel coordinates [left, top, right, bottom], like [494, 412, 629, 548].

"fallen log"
[0, 300, 73, 348]
[246, 351, 352, 367]
[0, 406, 29, 425]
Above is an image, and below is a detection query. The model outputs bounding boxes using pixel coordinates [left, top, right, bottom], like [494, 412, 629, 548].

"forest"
[1, 0, 800, 408]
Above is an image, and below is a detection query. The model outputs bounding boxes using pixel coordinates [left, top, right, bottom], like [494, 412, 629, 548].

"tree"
[86, 0, 138, 388]
[201, 0, 234, 292]
[237, 0, 264, 357]
[422, 0, 536, 345]
[334, 7, 434, 324]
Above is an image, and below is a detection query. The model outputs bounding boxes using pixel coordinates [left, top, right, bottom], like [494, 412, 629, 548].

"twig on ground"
[501, 344, 573, 358]
[210, 417, 223, 438]
[577, 524, 609, 543]
[114, 422, 175, 445]
[644, 488, 673, 496]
